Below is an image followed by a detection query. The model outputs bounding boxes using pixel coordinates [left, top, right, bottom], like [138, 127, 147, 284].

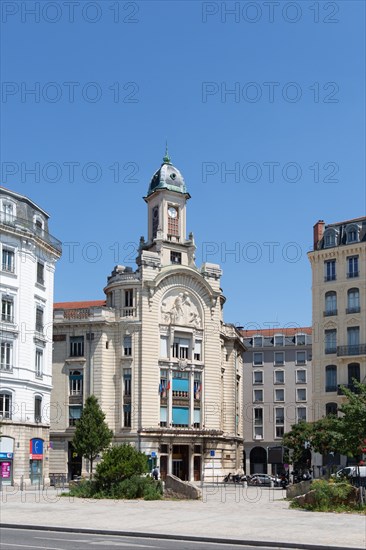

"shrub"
[290, 479, 365, 512]
[95, 444, 149, 492]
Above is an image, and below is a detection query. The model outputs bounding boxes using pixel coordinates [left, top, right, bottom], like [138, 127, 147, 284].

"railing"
[337, 384, 362, 395]
[325, 385, 338, 392]
[0, 212, 62, 253]
[337, 344, 366, 356]
[325, 347, 337, 354]
[346, 307, 360, 314]
[122, 307, 136, 317]
[324, 309, 337, 316]
[347, 271, 359, 278]
[324, 275, 336, 282]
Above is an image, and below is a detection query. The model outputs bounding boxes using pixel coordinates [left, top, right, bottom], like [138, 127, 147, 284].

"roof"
[240, 327, 312, 337]
[0, 185, 50, 218]
[145, 151, 190, 198]
[54, 300, 106, 309]
[326, 216, 366, 227]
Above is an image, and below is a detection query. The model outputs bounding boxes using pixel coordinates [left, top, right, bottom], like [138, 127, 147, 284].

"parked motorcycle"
[223, 472, 247, 483]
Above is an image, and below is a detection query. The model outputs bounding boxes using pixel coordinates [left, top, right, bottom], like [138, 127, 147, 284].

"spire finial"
[163, 140, 171, 164]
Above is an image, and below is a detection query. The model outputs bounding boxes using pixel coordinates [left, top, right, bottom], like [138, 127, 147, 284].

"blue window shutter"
[172, 379, 189, 391]
[172, 407, 189, 425]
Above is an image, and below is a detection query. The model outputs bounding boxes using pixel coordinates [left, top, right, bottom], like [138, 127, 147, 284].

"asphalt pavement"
[1, 484, 365, 550]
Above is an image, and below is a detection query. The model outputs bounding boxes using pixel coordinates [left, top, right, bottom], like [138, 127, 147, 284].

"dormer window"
[346, 224, 359, 244]
[2, 201, 15, 224]
[323, 229, 337, 248]
[34, 216, 44, 233]
[274, 334, 284, 347]
[253, 336, 263, 347]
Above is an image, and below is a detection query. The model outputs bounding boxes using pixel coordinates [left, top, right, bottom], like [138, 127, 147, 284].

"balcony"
[324, 275, 336, 282]
[337, 344, 366, 357]
[324, 309, 337, 317]
[325, 347, 337, 355]
[346, 307, 360, 314]
[0, 212, 62, 254]
[347, 272, 359, 278]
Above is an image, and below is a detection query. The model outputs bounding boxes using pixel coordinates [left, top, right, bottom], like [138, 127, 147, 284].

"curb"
[1, 524, 364, 550]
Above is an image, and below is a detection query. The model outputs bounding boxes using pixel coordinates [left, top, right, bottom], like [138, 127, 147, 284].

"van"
[335, 466, 366, 478]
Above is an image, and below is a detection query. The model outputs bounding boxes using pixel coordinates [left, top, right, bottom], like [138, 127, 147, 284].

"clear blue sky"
[1, 1, 365, 329]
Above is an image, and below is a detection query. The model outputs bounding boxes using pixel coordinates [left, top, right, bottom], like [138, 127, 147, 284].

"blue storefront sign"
[30, 438, 44, 459]
[0, 452, 13, 459]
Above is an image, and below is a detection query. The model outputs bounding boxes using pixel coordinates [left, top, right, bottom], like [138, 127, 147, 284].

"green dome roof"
[146, 152, 188, 197]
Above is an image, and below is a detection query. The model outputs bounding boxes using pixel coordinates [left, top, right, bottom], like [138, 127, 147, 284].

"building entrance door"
[172, 445, 189, 480]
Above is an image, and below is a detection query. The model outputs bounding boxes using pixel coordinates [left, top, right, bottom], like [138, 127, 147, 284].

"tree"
[95, 444, 149, 491]
[310, 415, 343, 458]
[338, 382, 366, 460]
[72, 395, 113, 478]
[282, 421, 313, 468]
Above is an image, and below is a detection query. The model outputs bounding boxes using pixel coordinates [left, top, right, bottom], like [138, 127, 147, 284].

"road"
[0, 527, 321, 550]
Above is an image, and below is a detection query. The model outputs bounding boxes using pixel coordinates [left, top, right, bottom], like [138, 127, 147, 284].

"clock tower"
[142, 149, 196, 267]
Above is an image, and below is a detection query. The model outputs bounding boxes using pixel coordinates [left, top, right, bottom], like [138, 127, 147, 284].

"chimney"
[313, 220, 325, 250]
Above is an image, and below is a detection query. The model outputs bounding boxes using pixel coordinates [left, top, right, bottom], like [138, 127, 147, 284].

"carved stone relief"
[160, 290, 202, 328]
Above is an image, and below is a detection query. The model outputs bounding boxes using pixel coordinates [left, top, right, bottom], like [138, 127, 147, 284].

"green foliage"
[283, 383, 366, 465]
[338, 381, 366, 459]
[72, 395, 113, 478]
[67, 474, 163, 500]
[290, 479, 366, 513]
[95, 444, 149, 492]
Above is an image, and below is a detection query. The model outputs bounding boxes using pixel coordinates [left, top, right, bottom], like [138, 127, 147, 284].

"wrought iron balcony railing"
[0, 212, 62, 253]
[337, 344, 366, 356]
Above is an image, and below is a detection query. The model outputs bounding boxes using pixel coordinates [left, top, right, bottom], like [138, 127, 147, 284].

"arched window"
[324, 229, 337, 248]
[326, 402, 338, 416]
[348, 363, 360, 387]
[347, 288, 360, 314]
[0, 391, 12, 419]
[346, 224, 360, 244]
[69, 370, 83, 396]
[325, 291, 337, 316]
[325, 365, 337, 392]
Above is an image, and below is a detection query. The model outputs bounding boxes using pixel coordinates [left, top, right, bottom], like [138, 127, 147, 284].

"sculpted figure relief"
[160, 291, 202, 328]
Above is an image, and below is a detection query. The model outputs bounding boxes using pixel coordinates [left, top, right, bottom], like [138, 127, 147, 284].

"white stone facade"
[0, 187, 61, 486]
[50, 156, 244, 482]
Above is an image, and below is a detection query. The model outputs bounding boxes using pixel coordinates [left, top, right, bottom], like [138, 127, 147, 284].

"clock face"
[168, 206, 178, 218]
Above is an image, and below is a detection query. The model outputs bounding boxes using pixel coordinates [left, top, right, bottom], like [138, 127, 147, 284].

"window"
[172, 406, 189, 427]
[70, 336, 84, 357]
[253, 408, 263, 439]
[348, 363, 360, 386]
[324, 260, 336, 282]
[275, 407, 285, 438]
[253, 336, 263, 347]
[346, 225, 359, 244]
[347, 288, 360, 314]
[253, 371, 263, 385]
[34, 396, 42, 422]
[69, 405, 82, 426]
[253, 352, 263, 366]
[172, 337, 189, 359]
[324, 329, 337, 354]
[324, 229, 336, 248]
[275, 389, 284, 402]
[253, 389, 263, 402]
[0, 392, 12, 419]
[296, 351, 307, 365]
[347, 256, 359, 278]
[326, 402, 337, 416]
[347, 327, 360, 354]
[35, 349, 43, 378]
[325, 365, 337, 392]
[274, 370, 285, 384]
[194, 340, 202, 361]
[274, 351, 285, 365]
[34, 217, 43, 232]
[124, 289, 133, 307]
[0, 342, 12, 371]
[123, 335, 132, 356]
[123, 404, 131, 427]
[296, 388, 307, 402]
[2, 201, 14, 223]
[274, 335, 284, 347]
[295, 369, 306, 383]
[35, 307, 44, 333]
[170, 251, 182, 264]
[2, 248, 15, 273]
[194, 373, 202, 400]
[36, 262, 44, 285]
[123, 368, 131, 396]
[296, 334, 306, 346]
[297, 407, 307, 422]
[69, 370, 83, 396]
[160, 406, 167, 427]
[324, 291, 337, 316]
[1, 296, 13, 323]
[172, 372, 189, 398]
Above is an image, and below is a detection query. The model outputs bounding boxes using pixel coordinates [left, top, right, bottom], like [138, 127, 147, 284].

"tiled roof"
[327, 216, 366, 227]
[240, 327, 312, 337]
[54, 300, 106, 309]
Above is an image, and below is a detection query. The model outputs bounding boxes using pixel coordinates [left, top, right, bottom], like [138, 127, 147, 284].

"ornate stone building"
[50, 153, 244, 482]
[0, 187, 61, 486]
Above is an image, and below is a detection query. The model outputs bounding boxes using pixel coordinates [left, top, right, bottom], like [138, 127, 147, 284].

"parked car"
[247, 474, 280, 487]
[333, 466, 366, 479]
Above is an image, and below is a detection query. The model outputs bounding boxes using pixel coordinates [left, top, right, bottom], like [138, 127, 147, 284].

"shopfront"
[0, 436, 14, 486]
[29, 438, 44, 485]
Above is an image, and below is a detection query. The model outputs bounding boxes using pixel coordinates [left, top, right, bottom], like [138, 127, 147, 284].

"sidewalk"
[1, 484, 365, 549]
